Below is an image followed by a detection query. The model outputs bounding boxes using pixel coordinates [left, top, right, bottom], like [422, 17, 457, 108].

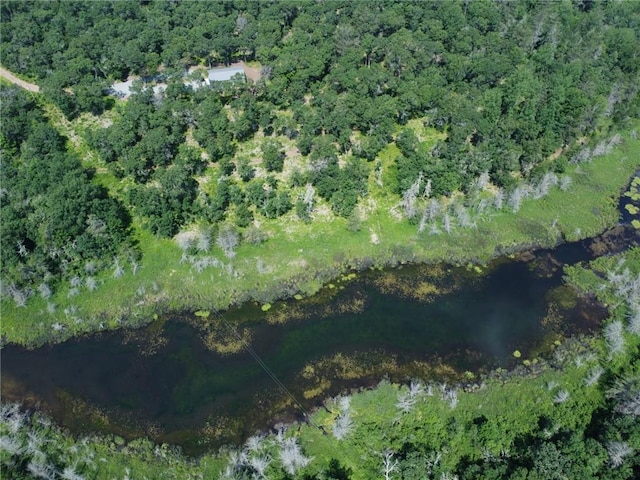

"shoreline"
[1, 215, 636, 352]
[0, 227, 613, 350]
[3, 216, 636, 352]
[1, 250, 615, 457]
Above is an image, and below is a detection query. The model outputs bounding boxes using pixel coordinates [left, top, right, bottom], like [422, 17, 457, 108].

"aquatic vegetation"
[302, 379, 332, 400]
[201, 324, 251, 355]
[369, 265, 454, 303]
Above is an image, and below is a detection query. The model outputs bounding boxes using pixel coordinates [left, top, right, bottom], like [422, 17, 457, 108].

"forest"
[1, 88, 135, 304]
[1, 0, 639, 299]
[1, 0, 639, 478]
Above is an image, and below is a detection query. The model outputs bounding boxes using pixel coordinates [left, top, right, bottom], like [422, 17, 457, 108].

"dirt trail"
[0, 66, 40, 92]
[241, 63, 262, 83]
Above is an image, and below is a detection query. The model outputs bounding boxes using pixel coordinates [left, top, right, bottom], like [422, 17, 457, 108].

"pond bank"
[2, 221, 636, 455]
[1, 231, 638, 480]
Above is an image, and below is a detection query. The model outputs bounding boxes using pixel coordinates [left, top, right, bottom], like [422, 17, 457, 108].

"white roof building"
[109, 64, 247, 98]
[110, 79, 134, 97]
[206, 66, 245, 83]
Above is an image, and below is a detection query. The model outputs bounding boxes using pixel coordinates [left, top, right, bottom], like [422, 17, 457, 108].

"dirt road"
[0, 66, 40, 93]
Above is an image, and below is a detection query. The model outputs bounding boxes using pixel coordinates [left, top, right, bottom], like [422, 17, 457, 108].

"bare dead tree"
[628, 306, 640, 336]
[112, 258, 124, 279]
[606, 441, 633, 468]
[197, 229, 212, 253]
[454, 204, 475, 229]
[333, 396, 354, 440]
[584, 366, 604, 387]
[401, 173, 423, 219]
[396, 392, 417, 414]
[248, 455, 271, 479]
[533, 172, 558, 199]
[442, 213, 452, 234]
[553, 389, 570, 404]
[604, 320, 625, 357]
[494, 188, 504, 210]
[10, 284, 28, 307]
[508, 185, 528, 212]
[302, 184, 315, 216]
[279, 437, 312, 475]
[217, 225, 240, 259]
[38, 283, 52, 299]
[423, 178, 432, 199]
[606, 374, 640, 417]
[381, 450, 398, 480]
[559, 175, 572, 191]
[85, 277, 98, 292]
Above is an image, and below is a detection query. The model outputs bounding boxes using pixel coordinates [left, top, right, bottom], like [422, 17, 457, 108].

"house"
[186, 64, 247, 87]
[109, 79, 134, 98]
[109, 64, 248, 99]
[206, 65, 246, 83]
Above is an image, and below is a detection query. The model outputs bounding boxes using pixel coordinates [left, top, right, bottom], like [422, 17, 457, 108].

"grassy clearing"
[3, 121, 639, 347]
[38, 100, 131, 204]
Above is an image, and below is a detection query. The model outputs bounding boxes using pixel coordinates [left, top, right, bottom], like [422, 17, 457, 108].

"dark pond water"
[2, 225, 639, 455]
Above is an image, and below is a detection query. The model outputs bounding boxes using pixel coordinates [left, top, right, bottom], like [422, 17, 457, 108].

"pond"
[2, 224, 639, 456]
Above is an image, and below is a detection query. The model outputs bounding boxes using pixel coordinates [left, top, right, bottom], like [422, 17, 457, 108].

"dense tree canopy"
[0, 87, 134, 295]
[3, 0, 637, 190]
[2, 0, 638, 270]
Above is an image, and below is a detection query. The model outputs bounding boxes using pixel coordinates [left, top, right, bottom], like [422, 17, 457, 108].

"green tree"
[262, 138, 286, 172]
